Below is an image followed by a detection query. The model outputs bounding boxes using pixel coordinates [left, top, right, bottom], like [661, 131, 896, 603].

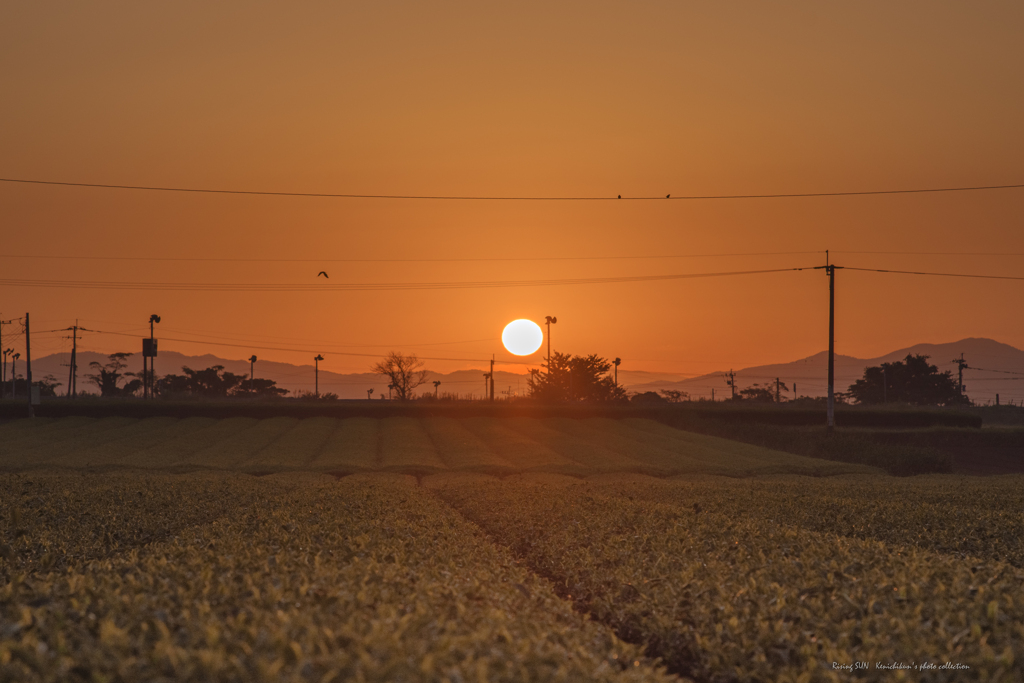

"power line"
[3, 176, 1024, 200]
[0, 267, 809, 292]
[0, 250, 822, 264]
[844, 266, 1024, 281]
[79, 328, 540, 366]
[838, 251, 1024, 256]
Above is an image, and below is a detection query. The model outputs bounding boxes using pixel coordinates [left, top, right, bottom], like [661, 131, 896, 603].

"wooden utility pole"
[67, 324, 80, 398]
[826, 264, 835, 432]
[725, 370, 737, 400]
[25, 312, 33, 418]
[489, 356, 495, 401]
[314, 354, 324, 396]
[952, 353, 967, 398]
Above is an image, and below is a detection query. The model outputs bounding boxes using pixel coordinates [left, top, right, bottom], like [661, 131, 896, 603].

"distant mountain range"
[16, 338, 1024, 404]
[628, 338, 1024, 405]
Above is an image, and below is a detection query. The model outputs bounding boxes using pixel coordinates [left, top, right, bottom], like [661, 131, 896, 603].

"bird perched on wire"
[318, 271, 329, 278]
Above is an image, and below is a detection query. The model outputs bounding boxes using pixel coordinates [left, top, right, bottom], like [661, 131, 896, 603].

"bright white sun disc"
[502, 319, 544, 356]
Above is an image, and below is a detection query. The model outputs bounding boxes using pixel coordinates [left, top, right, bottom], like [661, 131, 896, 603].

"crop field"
[0, 416, 873, 477]
[2, 417, 1022, 681]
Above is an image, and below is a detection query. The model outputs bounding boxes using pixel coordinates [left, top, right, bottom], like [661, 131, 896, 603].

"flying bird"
[318, 271, 329, 278]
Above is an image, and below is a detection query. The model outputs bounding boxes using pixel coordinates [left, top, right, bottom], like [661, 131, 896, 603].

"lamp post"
[544, 316, 557, 373]
[366, 388, 374, 400]
[387, 383, 394, 400]
[249, 355, 257, 395]
[613, 357, 621, 387]
[314, 354, 324, 397]
[433, 380, 441, 398]
[144, 314, 160, 398]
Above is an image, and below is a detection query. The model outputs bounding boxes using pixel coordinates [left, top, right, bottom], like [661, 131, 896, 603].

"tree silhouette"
[156, 365, 250, 397]
[85, 353, 142, 397]
[738, 381, 788, 403]
[659, 389, 689, 403]
[233, 378, 289, 398]
[848, 354, 964, 406]
[372, 352, 427, 400]
[530, 352, 627, 403]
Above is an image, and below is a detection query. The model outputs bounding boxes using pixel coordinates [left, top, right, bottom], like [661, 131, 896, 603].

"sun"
[502, 319, 544, 356]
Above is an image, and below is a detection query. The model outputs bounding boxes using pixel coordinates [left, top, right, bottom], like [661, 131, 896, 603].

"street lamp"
[313, 354, 324, 397]
[613, 358, 621, 387]
[249, 355, 257, 395]
[387, 383, 394, 400]
[433, 380, 441, 398]
[544, 316, 557, 372]
[367, 388, 374, 400]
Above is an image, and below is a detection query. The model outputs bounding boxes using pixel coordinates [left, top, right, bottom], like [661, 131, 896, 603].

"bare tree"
[372, 352, 427, 400]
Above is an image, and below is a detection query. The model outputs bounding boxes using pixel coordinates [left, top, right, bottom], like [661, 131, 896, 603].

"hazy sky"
[2, 1, 1024, 378]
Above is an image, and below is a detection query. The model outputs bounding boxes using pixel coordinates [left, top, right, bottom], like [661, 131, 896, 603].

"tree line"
[26, 349, 970, 407]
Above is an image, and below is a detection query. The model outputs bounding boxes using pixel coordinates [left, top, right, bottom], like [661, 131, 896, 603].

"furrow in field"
[459, 417, 580, 472]
[503, 417, 644, 473]
[126, 417, 252, 468]
[307, 417, 379, 471]
[1, 473, 673, 683]
[540, 417, 704, 475]
[421, 417, 514, 473]
[245, 417, 338, 471]
[593, 474, 1024, 568]
[45, 417, 188, 468]
[377, 417, 446, 473]
[0, 470, 276, 574]
[186, 417, 299, 469]
[433, 474, 1024, 682]
[3, 417, 142, 468]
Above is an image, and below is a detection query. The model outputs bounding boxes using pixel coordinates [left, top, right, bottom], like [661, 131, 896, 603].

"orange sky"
[2, 2, 1024, 377]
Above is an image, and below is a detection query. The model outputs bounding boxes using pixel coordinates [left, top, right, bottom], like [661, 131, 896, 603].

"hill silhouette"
[22, 338, 1024, 404]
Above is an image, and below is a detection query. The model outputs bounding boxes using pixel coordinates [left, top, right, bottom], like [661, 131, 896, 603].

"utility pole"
[433, 380, 441, 398]
[711, 387, 715, 402]
[775, 377, 781, 403]
[25, 312, 33, 418]
[793, 383, 797, 399]
[144, 314, 161, 399]
[489, 355, 495, 401]
[952, 353, 968, 399]
[882, 367, 886, 404]
[66, 324, 81, 398]
[544, 316, 557, 373]
[10, 353, 19, 398]
[314, 354, 324, 397]
[725, 370, 736, 401]
[826, 264, 835, 431]
[613, 357, 621, 387]
[249, 355, 257, 394]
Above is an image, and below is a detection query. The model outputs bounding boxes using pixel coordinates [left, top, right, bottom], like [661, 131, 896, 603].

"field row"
[0, 416, 873, 477]
[1, 472, 672, 682]
[432, 473, 1024, 682]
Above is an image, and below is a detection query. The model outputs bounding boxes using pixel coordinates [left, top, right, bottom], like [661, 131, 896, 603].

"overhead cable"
[3, 177, 1023, 200]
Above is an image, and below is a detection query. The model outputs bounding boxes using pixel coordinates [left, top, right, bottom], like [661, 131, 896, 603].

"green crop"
[0, 473, 673, 683]
[434, 474, 1024, 682]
